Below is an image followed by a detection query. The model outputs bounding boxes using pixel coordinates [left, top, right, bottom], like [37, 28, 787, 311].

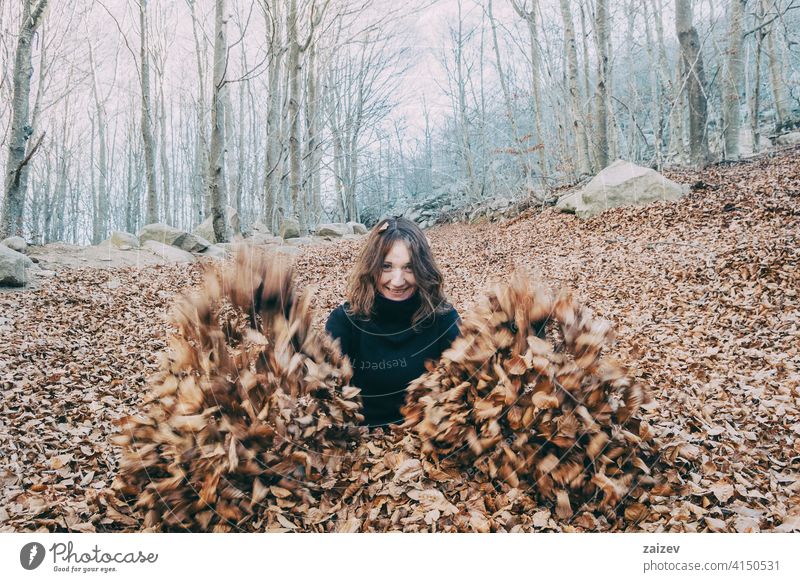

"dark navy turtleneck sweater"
[325, 290, 461, 428]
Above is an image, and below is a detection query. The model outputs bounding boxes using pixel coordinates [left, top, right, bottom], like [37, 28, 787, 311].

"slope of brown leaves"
[1, 150, 798, 532]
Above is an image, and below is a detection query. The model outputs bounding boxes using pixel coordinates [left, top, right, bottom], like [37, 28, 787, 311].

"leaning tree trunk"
[676, 0, 709, 168]
[722, 0, 745, 159]
[1, 0, 49, 239]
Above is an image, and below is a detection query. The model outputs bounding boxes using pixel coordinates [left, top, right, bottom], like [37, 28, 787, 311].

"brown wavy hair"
[344, 216, 453, 330]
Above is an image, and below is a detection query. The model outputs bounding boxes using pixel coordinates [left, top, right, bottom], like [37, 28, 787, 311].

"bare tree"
[510, 0, 548, 181]
[87, 38, 112, 243]
[287, 0, 327, 235]
[594, 0, 610, 169]
[138, 0, 158, 223]
[558, 0, 591, 176]
[447, 0, 478, 201]
[187, 0, 209, 222]
[1, 0, 49, 238]
[764, 1, 791, 130]
[257, 0, 285, 233]
[487, 0, 532, 193]
[750, 0, 767, 151]
[208, 0, 228, 242]
[676, 0, 709, 167]
[722, 0, 745, 159]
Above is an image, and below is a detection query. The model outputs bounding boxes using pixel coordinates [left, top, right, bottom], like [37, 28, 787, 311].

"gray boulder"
[280, 217, 301, 240]
[285, 236, 313, 246]
[2, 236, 27, 253]
[193, 205, 240, 243]
[555, 190, 581, 215]
[138, 223, 210, 253]
[315, 222, 351, 237]
[250, 221, 272, 235]
[558, 160, 687, 219]
[0, 244, 27, 286]
[250, 233, 283, 246]
[775, 131, 800, 146]
[107, 231, 139, 249]
[142, 240, 196, 263]
[347, 221, 368, 235]
[199, 244, 229, 259]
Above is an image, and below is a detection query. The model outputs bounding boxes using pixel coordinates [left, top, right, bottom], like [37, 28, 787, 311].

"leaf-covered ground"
[1, 150, 798, 532]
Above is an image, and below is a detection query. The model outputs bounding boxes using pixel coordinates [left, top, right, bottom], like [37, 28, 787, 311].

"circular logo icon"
[20, 542, 46, 570]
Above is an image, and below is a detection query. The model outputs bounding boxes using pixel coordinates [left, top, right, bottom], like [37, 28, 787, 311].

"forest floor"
[0, 148, 798, 532]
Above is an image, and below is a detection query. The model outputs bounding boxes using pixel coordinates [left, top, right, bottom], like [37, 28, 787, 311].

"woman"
[325, 216, 462, 428]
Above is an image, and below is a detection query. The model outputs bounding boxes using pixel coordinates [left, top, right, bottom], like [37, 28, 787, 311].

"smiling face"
[378, 240, 417, 301]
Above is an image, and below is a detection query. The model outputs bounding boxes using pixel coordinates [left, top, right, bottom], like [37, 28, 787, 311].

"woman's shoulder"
[327, 301, 351, 320]
[326, 302, 351, 328]
[435, 302, 460, 320]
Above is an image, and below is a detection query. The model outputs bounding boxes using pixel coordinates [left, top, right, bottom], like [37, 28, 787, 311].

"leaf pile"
[111, 248, 363, 531]
[1, 148, 798, 532]
[402, 269, 658, 520]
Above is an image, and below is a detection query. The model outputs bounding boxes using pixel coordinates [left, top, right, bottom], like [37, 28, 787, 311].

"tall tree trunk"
[455, 0, 477, 201]
[765, 9, 789, 130]
[305, 42, 321, 225]
[188, 0, 208, 222]
[263, 3, 283, 233]
[594, 0, 610, 169]
[159, 80, 170, 223]
[488, 0, 532, 194]
[207, 0, 228, 242]
[286, 0, 305, 233]
[333, 128, 345, 220]
[579, 0, 593, 167]
[559, 0, 590, 176]
[522, 4, 547, 180]
[676, 0, 709, 167]
[722, 0, 745, 159]
[1, 0, 49, 238]
[88, 40, 109, 244]
[642, 0, 662, 166]
[139, 0, 158, 223]
[750, 0, 766, 151]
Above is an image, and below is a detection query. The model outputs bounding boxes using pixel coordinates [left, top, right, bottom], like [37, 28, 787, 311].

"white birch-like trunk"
[1, 0, 49, 238]
[207, 0, 228, 242]
[722, 0, 745, 159]
[594, 0, 610, 169]
[559, 0, 590, 176]
[765, 10, 789, 129]
[139, 0, 158, 224]
[676, 0, 709, 167]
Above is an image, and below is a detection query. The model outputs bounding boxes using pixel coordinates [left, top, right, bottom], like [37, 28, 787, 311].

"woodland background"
[1, 0, 799, 533]
[1, 0, 799, 243]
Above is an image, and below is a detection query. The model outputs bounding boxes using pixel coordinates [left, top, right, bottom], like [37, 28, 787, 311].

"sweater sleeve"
[438, 307, 462, 353]
[325, 304, 352, 358]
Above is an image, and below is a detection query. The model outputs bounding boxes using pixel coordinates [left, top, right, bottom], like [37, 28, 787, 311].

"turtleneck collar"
[373, 288, 421, 321]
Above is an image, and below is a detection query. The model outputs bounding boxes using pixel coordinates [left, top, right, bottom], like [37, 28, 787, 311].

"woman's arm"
[324, 304, 352, 358]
